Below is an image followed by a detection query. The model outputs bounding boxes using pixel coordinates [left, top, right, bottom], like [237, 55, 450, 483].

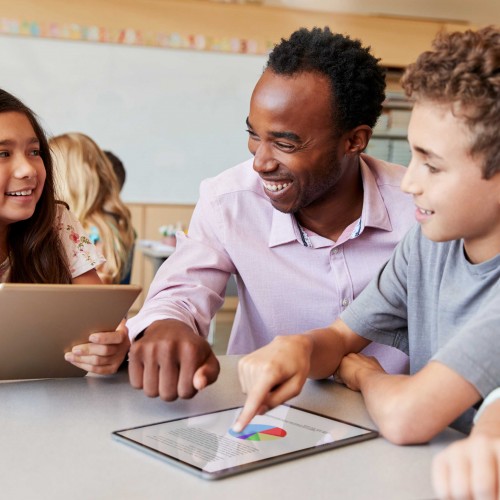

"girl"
[0, 88, 129, 374]
[49, 133, 135, 284]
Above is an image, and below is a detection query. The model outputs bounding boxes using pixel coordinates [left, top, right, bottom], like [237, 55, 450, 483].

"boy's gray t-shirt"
[341, 225, 500, 432]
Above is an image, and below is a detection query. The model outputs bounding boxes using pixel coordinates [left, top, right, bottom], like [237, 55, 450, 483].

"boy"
[234, 26, 500, 445]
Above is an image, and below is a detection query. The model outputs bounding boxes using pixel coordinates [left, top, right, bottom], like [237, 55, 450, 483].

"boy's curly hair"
[402, 26, 500, 179]
[267, 27, 386, 134]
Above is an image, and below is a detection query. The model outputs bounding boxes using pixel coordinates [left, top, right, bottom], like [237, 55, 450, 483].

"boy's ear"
[344, 125, 373, 155]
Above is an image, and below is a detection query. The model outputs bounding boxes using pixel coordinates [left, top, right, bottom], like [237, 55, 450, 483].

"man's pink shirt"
[127, 155, 416, 374]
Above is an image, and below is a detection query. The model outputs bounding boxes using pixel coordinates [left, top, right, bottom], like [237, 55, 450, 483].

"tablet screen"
[113, 405, 377, 479]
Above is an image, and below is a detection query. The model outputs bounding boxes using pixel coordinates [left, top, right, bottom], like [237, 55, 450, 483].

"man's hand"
[336, 353, 386, 391]
[128, 319, 220, 401]
[233, 334, 313, 433]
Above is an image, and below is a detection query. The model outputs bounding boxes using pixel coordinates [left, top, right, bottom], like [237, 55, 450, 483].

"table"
[0, 356, 462, 499]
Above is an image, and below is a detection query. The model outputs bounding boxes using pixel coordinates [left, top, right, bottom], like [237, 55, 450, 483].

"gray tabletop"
[0, 356, 460, 499]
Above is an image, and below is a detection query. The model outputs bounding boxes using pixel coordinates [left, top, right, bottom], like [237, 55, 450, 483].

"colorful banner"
[0, 17, 272, 55]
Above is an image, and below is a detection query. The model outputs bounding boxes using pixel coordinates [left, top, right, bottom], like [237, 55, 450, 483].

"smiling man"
[127, 27, 415, 401]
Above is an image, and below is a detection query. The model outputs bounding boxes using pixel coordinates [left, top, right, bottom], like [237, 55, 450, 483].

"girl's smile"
[0, 112, 46, 230]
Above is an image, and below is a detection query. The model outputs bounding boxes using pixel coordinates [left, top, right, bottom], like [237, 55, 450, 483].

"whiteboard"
[0, 35, 267, 203]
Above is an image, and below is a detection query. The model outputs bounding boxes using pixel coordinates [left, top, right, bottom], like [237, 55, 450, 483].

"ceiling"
[227, 0, 500, 27]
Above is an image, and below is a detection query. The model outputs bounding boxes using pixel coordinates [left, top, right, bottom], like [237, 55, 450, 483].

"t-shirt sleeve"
[340, 225, 416, 354]
[56, 206, 106, 278]
[432, 287, 500, 398]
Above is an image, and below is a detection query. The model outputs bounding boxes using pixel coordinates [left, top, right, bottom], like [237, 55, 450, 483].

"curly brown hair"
[401, 26, 500, 179]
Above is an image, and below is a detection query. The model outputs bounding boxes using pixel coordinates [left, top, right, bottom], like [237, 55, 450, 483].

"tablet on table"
[113, 404, 378, 480]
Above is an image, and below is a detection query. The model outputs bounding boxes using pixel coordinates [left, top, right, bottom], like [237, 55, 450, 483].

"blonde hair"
[50, 133, 135, 283]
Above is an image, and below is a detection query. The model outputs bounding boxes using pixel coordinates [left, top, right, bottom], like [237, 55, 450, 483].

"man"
[233, 27, 500, 452]
[127, 27, 414, 401]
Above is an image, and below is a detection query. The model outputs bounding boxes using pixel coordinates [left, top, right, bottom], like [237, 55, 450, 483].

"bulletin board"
[0, 34, 267, 203]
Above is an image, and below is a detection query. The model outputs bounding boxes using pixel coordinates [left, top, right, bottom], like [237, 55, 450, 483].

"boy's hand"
[128, 319, 220, 401]
[233, 335, 313, 433]
[64, 319, 130, 374]
[336, 353, 385, 391]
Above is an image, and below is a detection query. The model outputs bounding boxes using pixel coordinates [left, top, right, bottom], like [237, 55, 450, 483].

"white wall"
[0, 35, 267, 203]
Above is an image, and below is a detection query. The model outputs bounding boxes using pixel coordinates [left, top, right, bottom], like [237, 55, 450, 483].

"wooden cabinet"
[127, 202, 238, 319]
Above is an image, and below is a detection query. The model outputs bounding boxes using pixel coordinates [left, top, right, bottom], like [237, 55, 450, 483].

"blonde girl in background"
[0, 87, 129, 373]
[50, 133, 135, 284]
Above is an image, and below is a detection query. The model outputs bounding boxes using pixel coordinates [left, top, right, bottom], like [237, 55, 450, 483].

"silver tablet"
[0, 283, 141, 380]
[112, 404, 378, 480]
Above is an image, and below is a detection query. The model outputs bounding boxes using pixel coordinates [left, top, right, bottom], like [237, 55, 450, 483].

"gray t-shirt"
[341, 224, 500, 433]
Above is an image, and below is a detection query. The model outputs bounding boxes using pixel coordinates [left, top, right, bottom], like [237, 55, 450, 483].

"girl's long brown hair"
[1, 89, 72, 283]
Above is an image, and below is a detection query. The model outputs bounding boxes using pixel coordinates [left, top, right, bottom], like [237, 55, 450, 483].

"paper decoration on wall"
[0, 17, 271, 55]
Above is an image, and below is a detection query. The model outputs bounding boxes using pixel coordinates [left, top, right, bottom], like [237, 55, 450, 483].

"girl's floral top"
[0, 205, 106, 283]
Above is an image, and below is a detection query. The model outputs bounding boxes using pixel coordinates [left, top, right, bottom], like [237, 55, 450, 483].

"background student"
[50, 133, 135, 285]
[0, 88, 129, 374]
[104, 150, 126, 191]
[234, 27, 500, 443]
[126, 27, 415, 401]
[433, 387, 500, 499]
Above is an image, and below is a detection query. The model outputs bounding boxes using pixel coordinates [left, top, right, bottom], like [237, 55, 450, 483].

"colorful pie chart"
[229, 424, 287, 441]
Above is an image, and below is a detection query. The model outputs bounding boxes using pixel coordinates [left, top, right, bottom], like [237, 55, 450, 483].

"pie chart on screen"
[229, 424, 287, 441]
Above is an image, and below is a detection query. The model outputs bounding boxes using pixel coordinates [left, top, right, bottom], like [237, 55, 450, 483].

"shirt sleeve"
[56, 205, 106, 279]
[432, 286, 500, 399]
[340, 225, 415, 353]
[473, 387, 500, 423]
[126, 179, 236, 341]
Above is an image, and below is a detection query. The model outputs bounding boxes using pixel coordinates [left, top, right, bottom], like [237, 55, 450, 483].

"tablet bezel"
[112, 404, 378, 480]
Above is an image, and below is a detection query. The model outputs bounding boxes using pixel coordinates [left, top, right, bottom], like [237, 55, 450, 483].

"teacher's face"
[247, 69, 347, 214]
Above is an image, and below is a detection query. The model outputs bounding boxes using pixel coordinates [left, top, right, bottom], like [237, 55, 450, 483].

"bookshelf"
[366, 72, 413, 166]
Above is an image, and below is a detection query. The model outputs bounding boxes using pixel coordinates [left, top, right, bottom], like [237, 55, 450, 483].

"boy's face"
[401, 101, 500, 263]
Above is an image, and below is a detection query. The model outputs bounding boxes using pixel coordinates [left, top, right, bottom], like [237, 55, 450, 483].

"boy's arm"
[234, 318, 370, 432]
[338, 355, 481, 444]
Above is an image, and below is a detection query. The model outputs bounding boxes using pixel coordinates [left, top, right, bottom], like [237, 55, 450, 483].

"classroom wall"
[0, 0, 470, 204]
[0, 0, 470, 66]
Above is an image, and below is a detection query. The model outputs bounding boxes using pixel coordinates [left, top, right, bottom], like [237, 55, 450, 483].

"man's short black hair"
[267, 27, 386, 133]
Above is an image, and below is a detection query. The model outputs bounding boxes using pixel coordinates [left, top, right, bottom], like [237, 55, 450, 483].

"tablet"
[112, 404, 378, 480]
[0, 283, 141, 380]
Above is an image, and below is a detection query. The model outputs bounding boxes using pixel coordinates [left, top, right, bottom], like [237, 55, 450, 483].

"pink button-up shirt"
[128, 154, 416, 374]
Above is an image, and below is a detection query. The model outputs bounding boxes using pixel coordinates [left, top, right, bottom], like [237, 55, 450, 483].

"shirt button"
[332, 248, 339, 254]
[342, 298, 350, 307]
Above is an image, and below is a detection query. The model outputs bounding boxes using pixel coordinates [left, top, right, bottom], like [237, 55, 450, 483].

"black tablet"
[112, 404, 378, 480]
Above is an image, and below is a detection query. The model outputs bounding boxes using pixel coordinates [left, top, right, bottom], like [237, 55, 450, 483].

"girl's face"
[0, 112, 46, 231]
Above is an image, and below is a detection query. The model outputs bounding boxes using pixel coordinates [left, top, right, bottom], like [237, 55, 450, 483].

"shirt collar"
[269, 210, 300, 248]
[268, 155, 393, 248]
[358, 154, 393, 233]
